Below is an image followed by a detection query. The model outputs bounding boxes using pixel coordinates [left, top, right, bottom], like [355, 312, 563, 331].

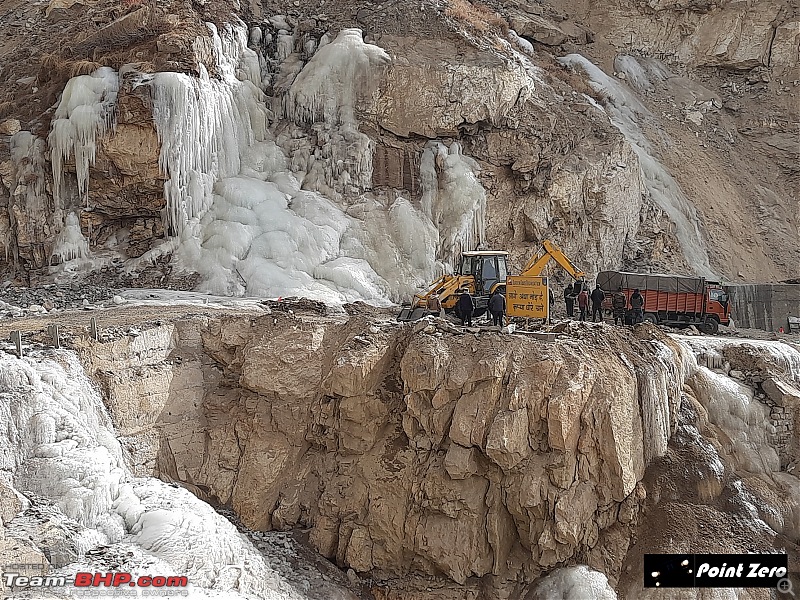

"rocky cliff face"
[0, 0, 796, 290]
[64, 305, 800, 599]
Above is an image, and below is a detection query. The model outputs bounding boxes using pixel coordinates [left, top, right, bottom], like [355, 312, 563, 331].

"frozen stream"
[0, 350, 354, 599]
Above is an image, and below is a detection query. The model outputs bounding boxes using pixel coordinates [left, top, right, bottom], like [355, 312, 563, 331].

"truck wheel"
[699, 318, 719, 335]
[643, 312, 658, 325]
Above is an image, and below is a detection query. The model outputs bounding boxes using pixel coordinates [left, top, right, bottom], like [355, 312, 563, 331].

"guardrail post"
[90, 317, 99, 341]
[9, 330, 22, 358]
[48, 324, 61, 349]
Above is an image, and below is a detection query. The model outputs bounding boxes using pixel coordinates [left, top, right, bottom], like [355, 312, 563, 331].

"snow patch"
[530, 565, 617, 600]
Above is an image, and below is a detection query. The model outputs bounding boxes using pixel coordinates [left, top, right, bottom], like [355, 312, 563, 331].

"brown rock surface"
[79, 311, 689, 589]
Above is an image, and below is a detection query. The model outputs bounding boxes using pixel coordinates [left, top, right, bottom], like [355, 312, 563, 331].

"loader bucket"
[397, 307, 428, 322]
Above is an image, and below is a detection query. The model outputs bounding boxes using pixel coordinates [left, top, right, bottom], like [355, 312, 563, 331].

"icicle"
[48, 67, 119, 206]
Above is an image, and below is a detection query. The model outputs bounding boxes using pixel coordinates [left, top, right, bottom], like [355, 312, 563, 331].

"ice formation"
[43, 19, 488, 303]
[141, 23, 269, 236]
[689, 366, 780, 473]
[675, 336, 800, 539]
[280, 28, 389, 196]
[634, 341, 684, 463]
[7, 131, 50, 259]
[559, 54, 715, 278]
[50, 212, 90, 263]
[48, 67, 119, 207]
[0, 350, 304, 599]
[284, 28, 389, 128]
[530, 565, 618, 600]
[131, 21, 483, 303]
[420, 141, 487, 267]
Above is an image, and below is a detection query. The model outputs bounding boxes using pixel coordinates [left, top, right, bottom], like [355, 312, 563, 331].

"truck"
[397, 240, 585, 322]
[597, 270, 731, 334]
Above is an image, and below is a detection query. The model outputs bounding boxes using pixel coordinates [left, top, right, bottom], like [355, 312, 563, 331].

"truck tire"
[643, 312, 658, 325]
[700, 318, 719, 335]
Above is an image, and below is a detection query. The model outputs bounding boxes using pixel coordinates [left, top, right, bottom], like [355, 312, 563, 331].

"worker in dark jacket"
[590, 285, 605, 322]
[612, 287, 626, 325]
[488, 291, 506, 327]
[564, 283, 575, 318]
[630, 288, 644, 324]
[457, 289, 475, 327]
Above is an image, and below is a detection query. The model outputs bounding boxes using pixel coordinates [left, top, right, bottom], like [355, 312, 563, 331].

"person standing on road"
[577, 288, 590, 322]
[612, 287, 626, 325]
[564, 283, 575, 318]
[630, 288, 644, 324]
[427, 293, 443, 317]
[488, 290, 506, 327]
[457, 288, 475, 327]
[590, 284, 605, 323]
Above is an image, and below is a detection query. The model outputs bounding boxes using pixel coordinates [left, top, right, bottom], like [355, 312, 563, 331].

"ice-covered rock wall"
[0, 349, 305, 599]
[37, 20, 489, 304]
[137, 22, 484, 302]
[559, 54, 715, 279]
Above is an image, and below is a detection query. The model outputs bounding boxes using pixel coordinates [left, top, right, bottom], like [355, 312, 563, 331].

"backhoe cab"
[396, 251, 508, 322]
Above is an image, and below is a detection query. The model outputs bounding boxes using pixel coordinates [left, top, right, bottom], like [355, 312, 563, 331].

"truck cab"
[706, 286, 731, 326]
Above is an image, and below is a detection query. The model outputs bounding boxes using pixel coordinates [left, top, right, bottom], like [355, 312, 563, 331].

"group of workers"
[563, 282, 644, 325]
[425, 283, 646, 327]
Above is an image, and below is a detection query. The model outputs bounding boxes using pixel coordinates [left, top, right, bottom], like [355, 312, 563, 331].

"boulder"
[509, 12, 567, 46]
[762, 377, 800, 407]
[45, 0, 85, 22]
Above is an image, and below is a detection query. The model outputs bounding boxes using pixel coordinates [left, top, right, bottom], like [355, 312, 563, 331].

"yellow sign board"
[506, 276, 549, 319]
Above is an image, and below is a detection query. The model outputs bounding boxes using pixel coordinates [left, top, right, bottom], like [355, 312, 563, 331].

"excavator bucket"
[397, 307, 429, 322]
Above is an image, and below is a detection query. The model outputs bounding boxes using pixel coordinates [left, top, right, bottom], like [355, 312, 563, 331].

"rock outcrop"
[74, 308, 796, 598]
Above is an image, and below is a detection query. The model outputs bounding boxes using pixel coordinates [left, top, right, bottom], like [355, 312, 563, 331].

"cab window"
[460, 257, 473, 275]
[709, 289, 728, 303]
[498, 257, 508, 280]
[481, 257, 497, 280]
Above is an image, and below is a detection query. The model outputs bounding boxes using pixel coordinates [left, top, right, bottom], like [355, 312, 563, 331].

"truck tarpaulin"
[596, 271, 706, 294]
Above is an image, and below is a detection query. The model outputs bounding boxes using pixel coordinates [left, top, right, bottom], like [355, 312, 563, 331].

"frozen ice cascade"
[675, 335, 800, 540]
[126, 21, 482, 303]
[420, 141, 487, 268]
[558, 54, 715, 279]
[48, 67, 120, 211]
[0, 349, 306, 599]
[44, 20, 487, 304]
[51, 212, 91, 264]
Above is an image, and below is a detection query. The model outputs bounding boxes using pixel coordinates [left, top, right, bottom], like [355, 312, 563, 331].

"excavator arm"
[411, 273, 473, 309]
[397, 273, 475, 321]
[519, 240, 586, 281]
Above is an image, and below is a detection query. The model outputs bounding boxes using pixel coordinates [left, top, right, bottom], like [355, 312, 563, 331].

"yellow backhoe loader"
[397, 240, 586, 321]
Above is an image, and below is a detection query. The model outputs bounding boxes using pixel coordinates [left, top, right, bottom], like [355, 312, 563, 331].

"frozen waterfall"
[0, 350, 305, 598]
[44, 19, 488, 304]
